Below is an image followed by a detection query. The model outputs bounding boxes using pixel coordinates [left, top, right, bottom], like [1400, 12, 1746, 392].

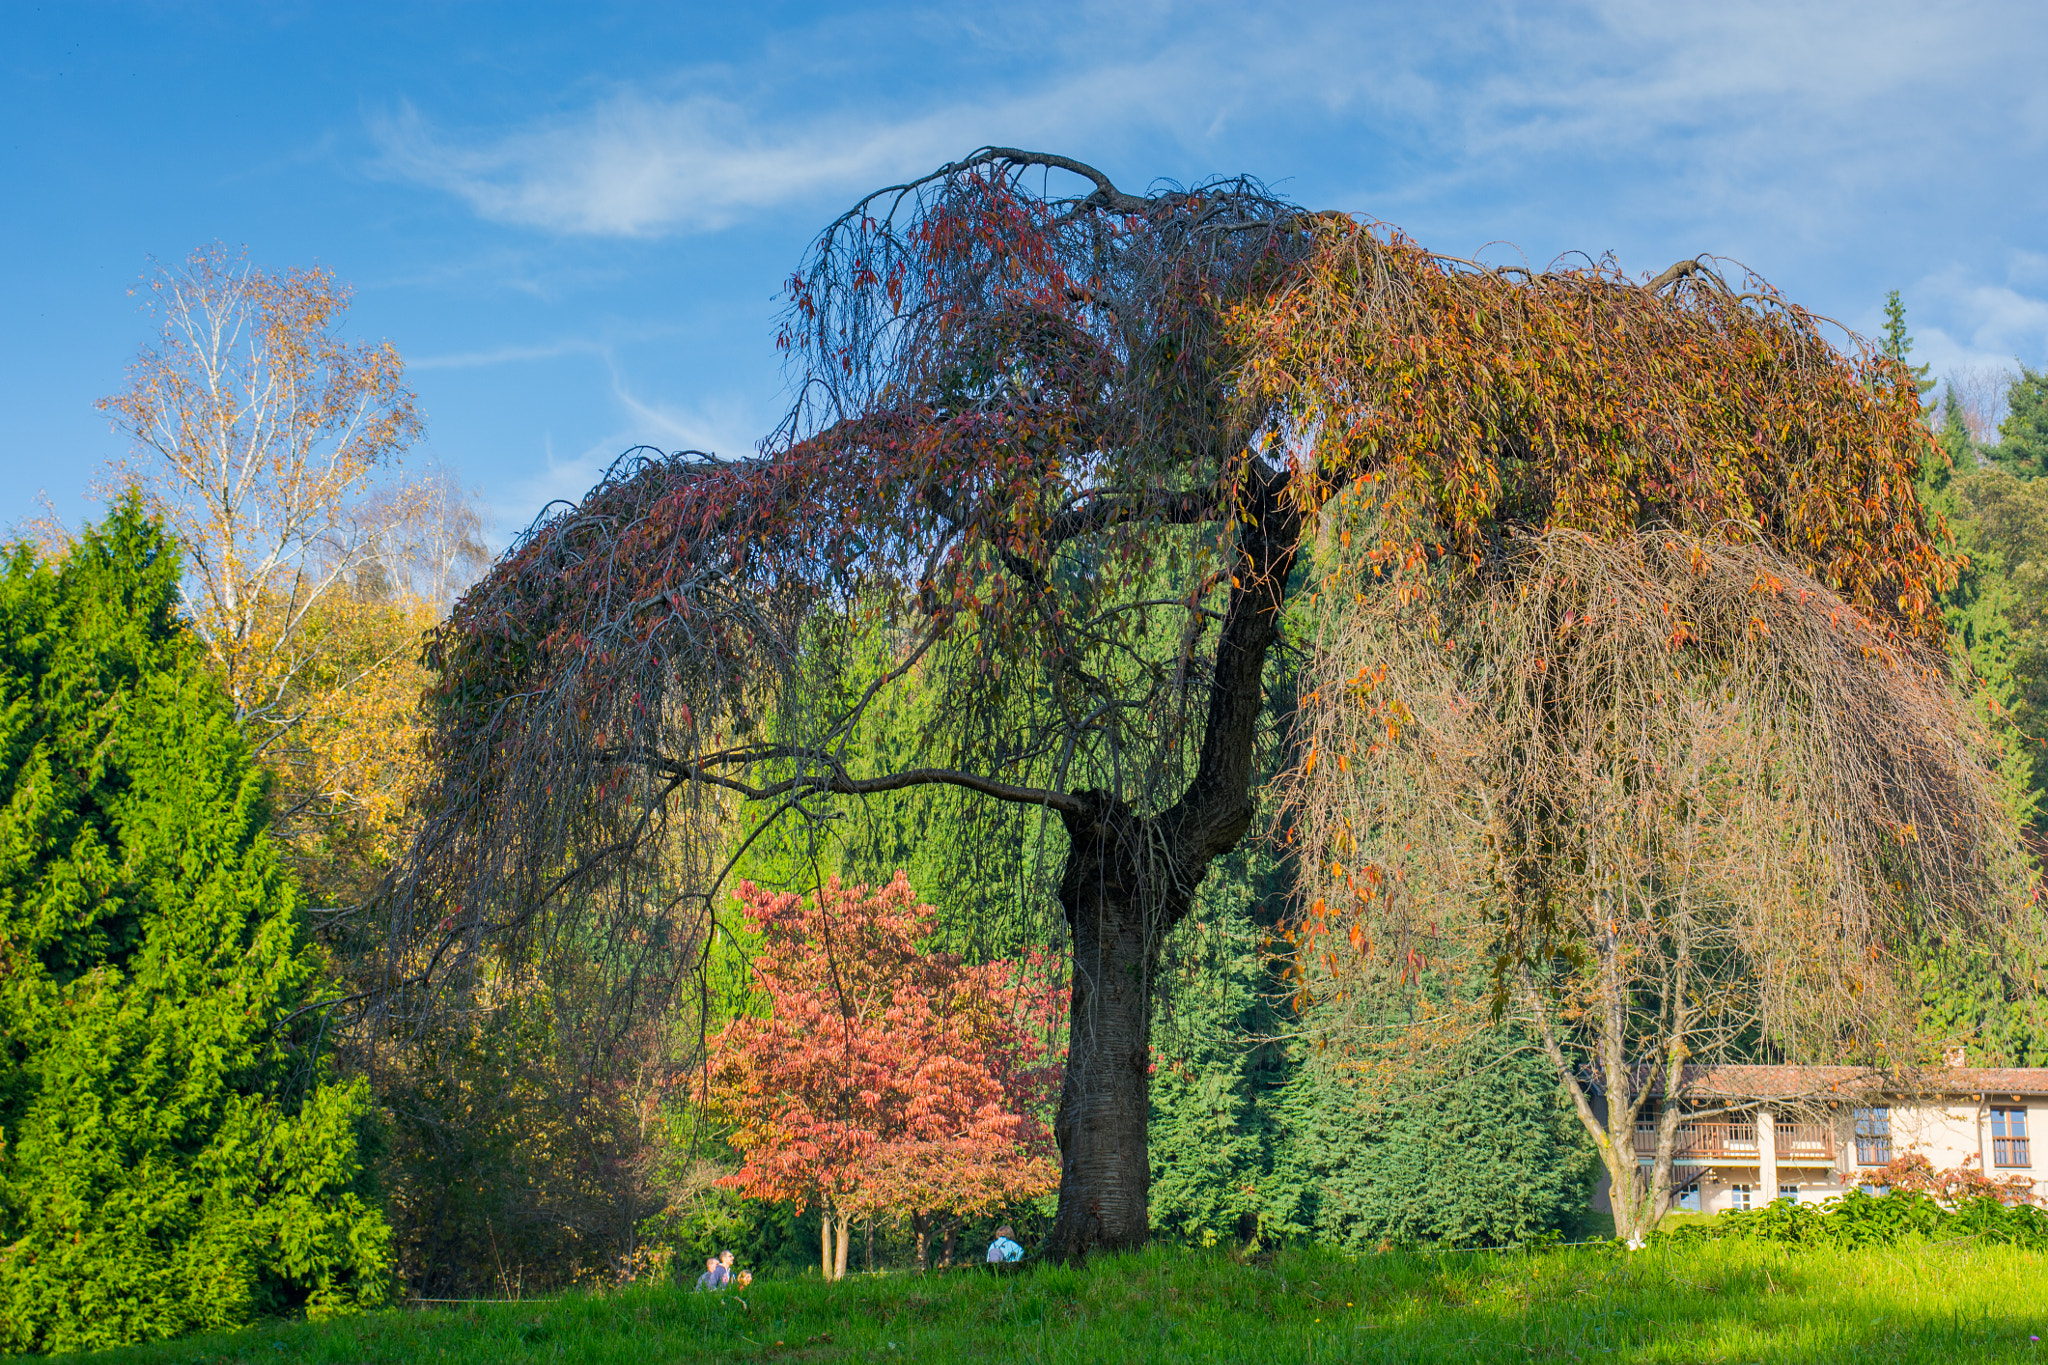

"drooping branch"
[1287, 523, 2028, 1072]
[647, 753, 1085, 815]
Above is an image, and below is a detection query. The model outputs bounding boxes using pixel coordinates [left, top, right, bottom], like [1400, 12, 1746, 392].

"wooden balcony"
[1777, 1123, 1836, 1163]
[1633, 1121, 1836, 1165]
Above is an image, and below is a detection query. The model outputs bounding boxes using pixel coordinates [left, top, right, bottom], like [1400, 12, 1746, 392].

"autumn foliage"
[707, 874, 1058, 1278]
[99, 243, 425, 726]
[1878, 1151, 2036, 1206]
[1237, 227, 1955, 630]
[1263, 228, 2032, 1244]
[97, 245, 497, 911]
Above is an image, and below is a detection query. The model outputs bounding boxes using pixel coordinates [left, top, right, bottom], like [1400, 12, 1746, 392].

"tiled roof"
[1596, 1064, 2048, 1100]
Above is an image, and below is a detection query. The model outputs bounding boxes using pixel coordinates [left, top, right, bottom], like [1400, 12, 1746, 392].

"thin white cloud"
[1322, 0, 2037, 253]
[409, 338, 613, 371]
[366, 47, 1230, 239]
[370, 1, 2043, 248]
[370, 92, 948, 236]
[1913, 264, 2048, 376]
[488, 351, 763, 539]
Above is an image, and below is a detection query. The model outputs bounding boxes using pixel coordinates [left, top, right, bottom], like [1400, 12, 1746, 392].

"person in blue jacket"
[986, 1226, 1024, 1263]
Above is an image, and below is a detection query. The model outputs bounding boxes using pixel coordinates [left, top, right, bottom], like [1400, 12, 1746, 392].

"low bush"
[1664, 1187, 2048, 1250]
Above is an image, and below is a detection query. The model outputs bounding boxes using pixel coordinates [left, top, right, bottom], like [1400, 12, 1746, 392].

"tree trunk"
[1038, 464, 1303, 1264]
[833, 1213, 852, 1281]
[1523, 961, 1660, 1247]
[1600, 1134, 1652, 1245]
[912, 1211, 930, 1272]
[1043, 795, 1168, 1261]
[821, 1203, 834, 1281]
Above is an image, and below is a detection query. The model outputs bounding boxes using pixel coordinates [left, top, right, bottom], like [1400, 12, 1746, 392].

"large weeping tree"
[391, 150, 1998, 1260]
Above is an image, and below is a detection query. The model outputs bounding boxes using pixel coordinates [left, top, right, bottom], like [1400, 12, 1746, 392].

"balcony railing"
[1993, 1137, 2031, 1168]
[1633, 1121, 1836, 1165]
[1778, 1124, 1834, 1162]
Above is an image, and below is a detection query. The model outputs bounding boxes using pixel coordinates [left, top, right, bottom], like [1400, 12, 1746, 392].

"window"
[1730, 1184, 1752, 1212]
[1853, 1107, 1892, 1166]
[1992, 1107, 2031, 1168]
[1676, 1181, 1700, 1213]
[1779, 1184, 1799, 1203]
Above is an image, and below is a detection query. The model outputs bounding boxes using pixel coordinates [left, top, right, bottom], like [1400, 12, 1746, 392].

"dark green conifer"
[1906, 391, 2047, 1063]
[1992, 364, 2048, 479]
[0, 500, 391, 1353]
[1148, 846, 1309, 1245]
[1880, 290, 1936, 411]
[1287, 1028, 1596, 1249]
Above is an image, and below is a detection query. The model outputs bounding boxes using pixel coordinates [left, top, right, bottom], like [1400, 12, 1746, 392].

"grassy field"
[89, 1239, 2048, 1364]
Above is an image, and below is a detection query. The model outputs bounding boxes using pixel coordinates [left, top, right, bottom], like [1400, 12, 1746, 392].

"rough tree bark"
[1047, 795, 1163, 1256]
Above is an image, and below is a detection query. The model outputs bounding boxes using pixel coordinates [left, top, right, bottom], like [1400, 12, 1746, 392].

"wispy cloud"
[484, 347, 764, 541]
[1913, 262, 2048, 377]
[409, 337, 614, 371]
[369, 0, 2043, 248]
[369, 92, 946, 236]
[366, 38, 1255, 239]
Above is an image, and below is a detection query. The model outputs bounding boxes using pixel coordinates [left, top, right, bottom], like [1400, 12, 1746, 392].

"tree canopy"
[393, 148, 2008, 1260]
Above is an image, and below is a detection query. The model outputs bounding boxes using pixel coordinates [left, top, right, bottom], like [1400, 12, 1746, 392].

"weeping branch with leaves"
[1284, 526, 2034, 1244]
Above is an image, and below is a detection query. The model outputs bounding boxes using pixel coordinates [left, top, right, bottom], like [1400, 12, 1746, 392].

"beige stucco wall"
[1884, 1096, 1992, 1173]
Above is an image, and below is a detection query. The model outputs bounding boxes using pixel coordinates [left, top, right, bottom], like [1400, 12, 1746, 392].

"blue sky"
[6, 1, 2045, 548]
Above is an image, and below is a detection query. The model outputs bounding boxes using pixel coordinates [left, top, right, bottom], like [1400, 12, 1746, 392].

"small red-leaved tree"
[1880, 1152, 2036, 1205]
[707, 874, 1057, 1279]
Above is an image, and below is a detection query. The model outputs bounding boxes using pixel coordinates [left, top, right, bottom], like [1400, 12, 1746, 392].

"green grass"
[89, 1239, 2048, 1363]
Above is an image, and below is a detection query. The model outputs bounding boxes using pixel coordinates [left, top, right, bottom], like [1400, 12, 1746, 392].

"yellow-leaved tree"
[99, 243, 486, 907]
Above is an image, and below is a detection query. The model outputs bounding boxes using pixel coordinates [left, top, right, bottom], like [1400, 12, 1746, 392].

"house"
[1589, 1062, 2048, 1216]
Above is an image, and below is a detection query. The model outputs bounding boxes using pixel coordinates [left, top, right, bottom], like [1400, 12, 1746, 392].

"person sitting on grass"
[694, 1255, 729, 1291]
[718, 1249, 753, 1288]
[986, 1226, 1024, 1263]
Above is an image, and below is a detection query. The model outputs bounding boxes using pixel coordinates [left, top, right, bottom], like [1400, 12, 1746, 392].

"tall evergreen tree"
[1881, 290, 1937, 411]
[1147, 845, 1308, 1246]
[1948, 467, 2048, 852]
[1287, 1032, 1596, 1250]
[1992, 364, 2048, 479]
[1919, 391, 2040, 833]
[0, 501, 391, 1353]
[1907, 389, 2048, 1063]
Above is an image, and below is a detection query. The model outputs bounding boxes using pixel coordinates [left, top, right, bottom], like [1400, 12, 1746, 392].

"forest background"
[10, 232, 2048, 1315]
